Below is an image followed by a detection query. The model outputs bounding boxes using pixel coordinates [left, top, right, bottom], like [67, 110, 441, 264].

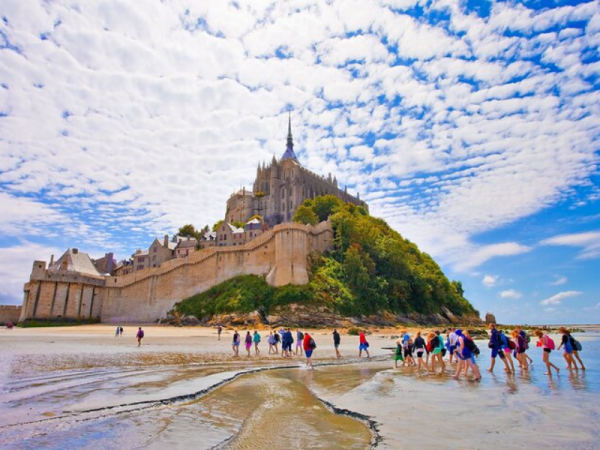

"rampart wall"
[19, 222, 333, 324]
[0, 305, 21, 325]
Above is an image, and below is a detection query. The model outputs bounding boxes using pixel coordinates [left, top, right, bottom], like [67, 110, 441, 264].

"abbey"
[226, 116, 368, 226]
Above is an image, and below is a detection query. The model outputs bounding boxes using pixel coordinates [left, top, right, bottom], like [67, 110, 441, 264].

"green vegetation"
[18, 318, 101, 328]
[212, 219, 224, 232]
[177, 224, 203, 241]
[174, 275, 314, 318]
[175, 195, 477, 319]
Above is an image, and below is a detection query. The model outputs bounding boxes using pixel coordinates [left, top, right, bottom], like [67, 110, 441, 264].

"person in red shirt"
[359, 331, 370, 358]
[303, 332, 316, 369]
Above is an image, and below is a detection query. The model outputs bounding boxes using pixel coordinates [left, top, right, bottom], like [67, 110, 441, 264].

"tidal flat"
[1, 325, 599, 449]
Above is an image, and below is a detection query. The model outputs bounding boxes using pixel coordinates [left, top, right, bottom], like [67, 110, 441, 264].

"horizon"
[1, 0, 599, 325]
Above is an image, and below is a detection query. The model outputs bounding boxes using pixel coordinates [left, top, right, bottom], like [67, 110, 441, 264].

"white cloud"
[550, 275, 568, 286]
[499, 289, 522, 299]
[482, 274, 498, 287]
[540, 291, 582, 306]
[456, 243, 532, 271]
[541, 231, 600, 260]
[0, 241, 62, 305]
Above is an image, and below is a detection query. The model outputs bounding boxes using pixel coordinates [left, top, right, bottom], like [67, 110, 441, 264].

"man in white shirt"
[448, 328, 458, 364]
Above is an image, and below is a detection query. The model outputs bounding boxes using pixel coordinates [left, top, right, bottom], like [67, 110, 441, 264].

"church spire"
[281, 112, 299, 162]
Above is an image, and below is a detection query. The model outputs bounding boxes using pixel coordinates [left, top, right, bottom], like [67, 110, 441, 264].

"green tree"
[293, 204, 318, 225]
[212, 219, 224, 232]
[312, 195, 344, 222]
[178, 224, 201, 240]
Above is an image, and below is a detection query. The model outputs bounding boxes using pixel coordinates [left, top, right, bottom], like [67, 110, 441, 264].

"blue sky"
[0, 0, 599, 324]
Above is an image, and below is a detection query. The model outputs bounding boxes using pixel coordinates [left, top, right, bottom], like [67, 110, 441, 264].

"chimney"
[72, 248, 79, 254]
[164, 234, 169, 247]
[49, 254, 54, 265]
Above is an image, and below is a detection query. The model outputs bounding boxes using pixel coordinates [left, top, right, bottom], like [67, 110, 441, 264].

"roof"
[176, 239, 197, 249]
[201, 231, 216, 241]
[246, 218, 261, 224]
[49, 249, 102, 277]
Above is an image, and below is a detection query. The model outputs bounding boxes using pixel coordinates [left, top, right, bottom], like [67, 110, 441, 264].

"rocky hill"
[171, 195, 480, 328]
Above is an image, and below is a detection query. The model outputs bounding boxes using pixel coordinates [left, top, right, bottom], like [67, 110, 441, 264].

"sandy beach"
[2, 324, 599, 449]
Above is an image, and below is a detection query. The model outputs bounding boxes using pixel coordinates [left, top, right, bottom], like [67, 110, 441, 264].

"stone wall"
[0, 305, 21, 325]
[19, 221, 334, 324]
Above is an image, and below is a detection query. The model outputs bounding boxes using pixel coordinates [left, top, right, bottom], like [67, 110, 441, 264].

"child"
[534, 330, 559, 376]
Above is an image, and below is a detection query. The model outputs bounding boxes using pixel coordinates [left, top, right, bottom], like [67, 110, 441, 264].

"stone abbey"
[18, 117, 366, 324]
[226, 115, 368, 226]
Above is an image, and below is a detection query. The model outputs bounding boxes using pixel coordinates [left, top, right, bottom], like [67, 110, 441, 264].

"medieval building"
[226, 116, 368, 226]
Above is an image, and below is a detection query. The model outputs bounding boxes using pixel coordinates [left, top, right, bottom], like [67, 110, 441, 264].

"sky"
[0, 0, 599, 324]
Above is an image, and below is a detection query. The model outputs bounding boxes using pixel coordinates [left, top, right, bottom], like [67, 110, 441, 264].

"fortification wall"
[0, 305, 21, 325]
[19, 221, 334, 324]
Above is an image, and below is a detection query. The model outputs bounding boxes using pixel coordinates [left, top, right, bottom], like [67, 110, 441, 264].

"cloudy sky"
[1, 0, 599, 324]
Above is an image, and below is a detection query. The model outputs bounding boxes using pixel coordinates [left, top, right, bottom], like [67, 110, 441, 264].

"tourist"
[565, 329, 586, 370]
[427, 331, 445, 374]
[253, 330, 261, 355]
[448, 328, 458, 364]
[411, 331, 426, 374]
[217, 324, 222, 341]
[245, 331, 252, 356]
[511, 329, 529, 370]
[115, 326, 120, 337]
[453, 330, 481, 381]
[273, 329, 280, 354]
[515, 326, 533, 366]
[136, 327, 144, 347]
[296, 329, 304, 356]
[487, 323, 511, 374]
[268, 331, 275, 354]
[282, 328, 293, 358]
[394, 338, 403, 369]
[232, 329, 240, 357]
[499, 329, 516, 373]
[358, 330, 370, 358]
[333, 329, 341, 359]
[557, 327, 577, 370]
[303, 332, 316, 369]
[403, 336, 414, 366]
[534, 330, 560, 376]
[119, 326, 123, 337]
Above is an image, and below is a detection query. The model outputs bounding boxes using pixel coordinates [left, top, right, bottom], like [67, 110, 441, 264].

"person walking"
[119, 326, 124, 337]
[394, 338, 404, 369]
[333, 329, 341, 359]
[565, 329, 586, 370]
[413, 331, 428, 374]
[253, 330, 261, 355]
[303, 332, 316, 369]
[534, 330, 560, 376]
[273, 329, 280, 354]
[268, 331, 275, 354]
[245, 331, 252, 356]
[232, 329, 240, 357]
[511, 329, 529, 370]
[358, 330, 370, 358]
[136, 327, 144, 347]
[296, 329, 304, 356]
[217, 324, 222, 341]
[557, 327, 577, 371]
[115, 326, 120, 337]
[487, 323, 511, 374]
[448, 328, 458, 364]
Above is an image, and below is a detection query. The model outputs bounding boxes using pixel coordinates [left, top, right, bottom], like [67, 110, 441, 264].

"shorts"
[395, 354, 403, 361]
[503, 348, 511, 354]
[449, 345, 457, 354]
[245, 343, 252, 349]
[233, 342, 240, 346]
[491, 348, 505, 359]
[284, 343, 292, 351]
[544, 348, 551, 353]
[359, 343, 369, 351]
[306, 349, 313, 358]
[297, 342, 302, 347]
[470, 355, 476, 364]
[415, 349, 424, 358]
[404, 348, 412, 358]
[432, 348, 441, 355]
[334, 343, 340, 348]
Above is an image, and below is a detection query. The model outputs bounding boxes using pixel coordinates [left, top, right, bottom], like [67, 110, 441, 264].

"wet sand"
[1, 325, 599, 449]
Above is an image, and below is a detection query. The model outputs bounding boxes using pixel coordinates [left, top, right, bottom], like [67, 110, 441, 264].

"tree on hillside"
[178, 224, 202, 240]
[293, 204, 318, 225]
[212, 219, 224, 232]
[312, 195, 344, 222]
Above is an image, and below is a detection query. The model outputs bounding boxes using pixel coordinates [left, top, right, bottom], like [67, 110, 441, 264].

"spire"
[281, 112, 299, 162]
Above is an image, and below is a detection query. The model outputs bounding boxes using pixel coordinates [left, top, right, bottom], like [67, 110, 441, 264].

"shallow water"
[1, 332, 599, 449]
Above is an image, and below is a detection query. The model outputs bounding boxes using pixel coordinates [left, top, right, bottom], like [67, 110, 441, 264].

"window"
[153, 247, 157, 252]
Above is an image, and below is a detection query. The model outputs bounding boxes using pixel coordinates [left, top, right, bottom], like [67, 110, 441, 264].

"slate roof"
[49, 249, 102, 277]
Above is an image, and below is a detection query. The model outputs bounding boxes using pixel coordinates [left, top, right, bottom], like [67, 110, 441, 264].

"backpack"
[507, 339, 516, 350]
[544, 335, 555, 350]
[571, 337, 582, 352]
[500, 333, 508, 348]
[298, 332, 304, 340]
[308, 338, 316, 349]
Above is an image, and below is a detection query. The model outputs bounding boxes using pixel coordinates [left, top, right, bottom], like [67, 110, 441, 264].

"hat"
[455, 329, 463, 337]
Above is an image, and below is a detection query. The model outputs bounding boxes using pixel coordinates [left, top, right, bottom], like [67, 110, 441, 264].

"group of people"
[114, 326, 124, 337]
[394, 329, 481, 380]
[231, 328, 318, 367]
[4, 321, 14, 330]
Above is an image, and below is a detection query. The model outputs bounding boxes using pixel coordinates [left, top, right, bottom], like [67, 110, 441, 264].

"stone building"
[226, 116, 368, 226]
[174, 237, 198, 258]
